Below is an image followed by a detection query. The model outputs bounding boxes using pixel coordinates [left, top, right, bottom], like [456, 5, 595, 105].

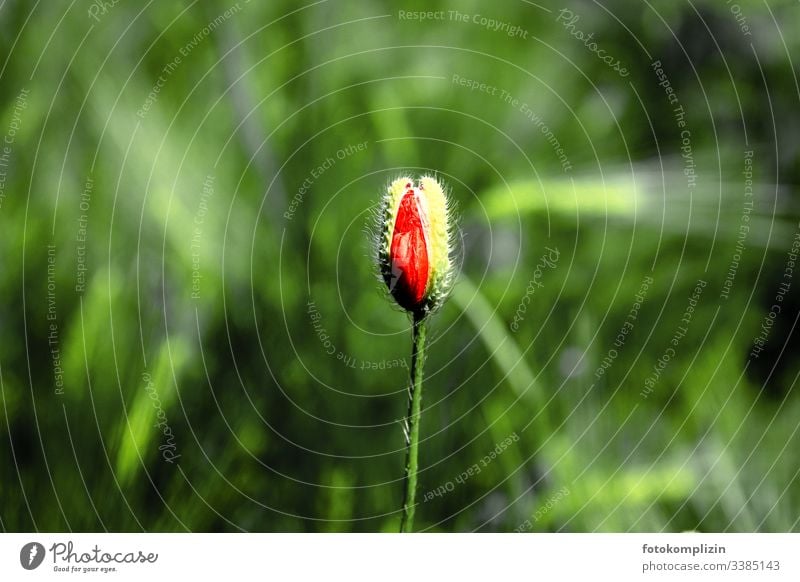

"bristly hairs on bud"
[372, 173, 458, 318]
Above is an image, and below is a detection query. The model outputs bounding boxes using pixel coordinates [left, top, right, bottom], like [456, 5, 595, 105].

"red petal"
[388, 189, 429, 311]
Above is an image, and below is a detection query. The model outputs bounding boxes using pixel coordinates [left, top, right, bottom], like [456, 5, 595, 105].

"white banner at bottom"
[0, 533, 796, 581]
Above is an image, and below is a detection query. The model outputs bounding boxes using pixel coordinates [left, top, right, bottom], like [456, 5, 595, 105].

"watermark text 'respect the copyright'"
[398, 10, 528, 38]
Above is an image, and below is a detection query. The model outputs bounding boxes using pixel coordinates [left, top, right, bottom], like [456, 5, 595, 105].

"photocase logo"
[19, 542, 45, 570]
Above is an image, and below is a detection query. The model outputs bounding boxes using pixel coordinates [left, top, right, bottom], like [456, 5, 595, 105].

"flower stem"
[400, 311, 427, 533]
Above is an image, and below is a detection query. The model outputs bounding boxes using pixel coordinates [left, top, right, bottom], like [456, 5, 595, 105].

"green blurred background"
[1, 0, 799, 532]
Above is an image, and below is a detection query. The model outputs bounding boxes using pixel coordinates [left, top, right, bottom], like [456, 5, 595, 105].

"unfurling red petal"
[389, 189, 429, 311]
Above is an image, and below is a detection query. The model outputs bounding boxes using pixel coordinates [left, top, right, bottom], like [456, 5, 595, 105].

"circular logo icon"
[19, 542, 45, 570]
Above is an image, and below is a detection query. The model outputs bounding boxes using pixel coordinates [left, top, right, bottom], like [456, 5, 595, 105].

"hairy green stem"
[400, 311, 427, 533]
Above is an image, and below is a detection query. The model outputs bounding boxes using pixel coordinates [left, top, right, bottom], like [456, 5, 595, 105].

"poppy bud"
[377, 176, 454, 314]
